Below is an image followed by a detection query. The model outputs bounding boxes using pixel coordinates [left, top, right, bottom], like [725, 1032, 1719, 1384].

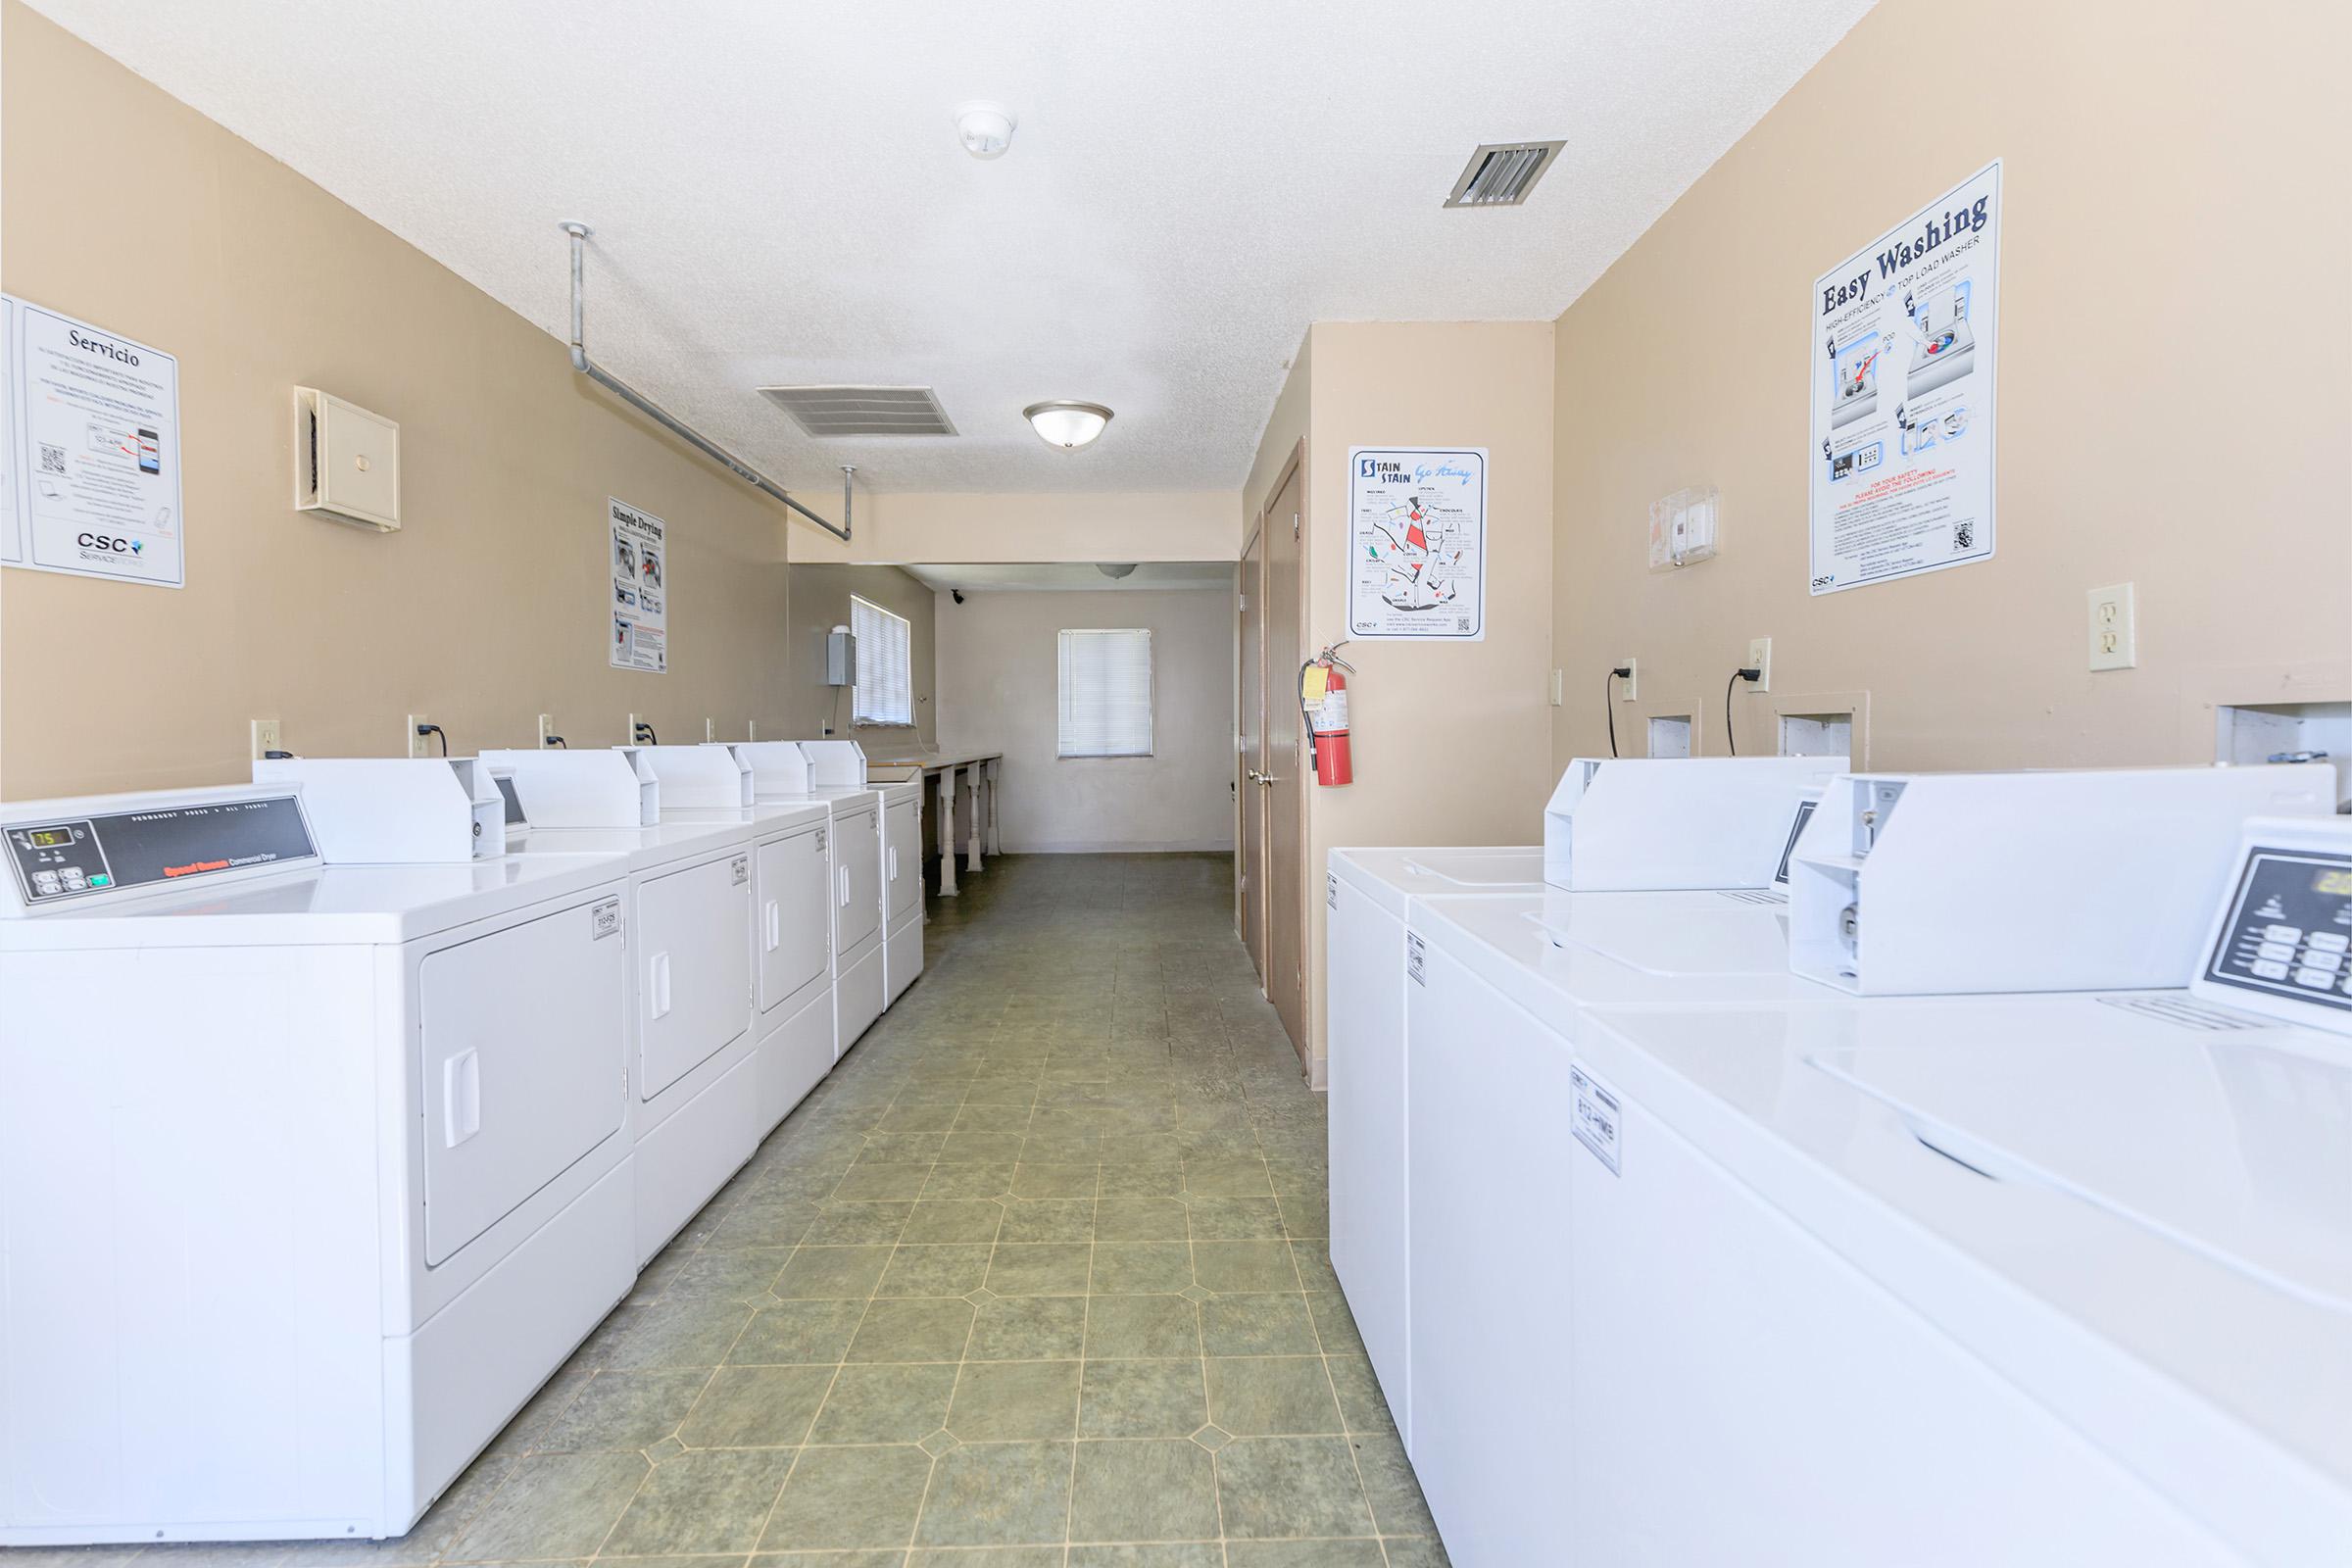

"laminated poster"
[1347, 446, 1487, 640]
[4, 294, 184, 587]
[1809, 160, 2000, 594]
[609, 497, 667, 672]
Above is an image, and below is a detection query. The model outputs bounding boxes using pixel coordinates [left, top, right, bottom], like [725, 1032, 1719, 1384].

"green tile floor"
[48, 853, 1447, 1568]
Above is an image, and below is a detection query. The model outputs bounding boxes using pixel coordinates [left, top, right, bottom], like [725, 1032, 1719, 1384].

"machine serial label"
[591, 898, 620, 940]
[1404, 932, 1427, 986]
[731, 856, 749, 885]
[1327, 872, 1338, 908]
[1571, 1062, 1622, 1175]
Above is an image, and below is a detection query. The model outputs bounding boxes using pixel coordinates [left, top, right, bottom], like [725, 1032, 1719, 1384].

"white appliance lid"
[1539, 896, 1795, 978]
[1328, 846, 1545, 917]
[1812, 1025, 2352, 1313]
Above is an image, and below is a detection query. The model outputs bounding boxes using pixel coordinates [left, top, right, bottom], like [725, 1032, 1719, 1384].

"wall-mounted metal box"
[295, 387, 402, 531]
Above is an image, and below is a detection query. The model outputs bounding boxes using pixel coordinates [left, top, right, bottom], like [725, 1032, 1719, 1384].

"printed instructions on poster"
[1347, 446, 1487, 640]
[1808, 160, 2000, 595]
[3, 294, 184, 587]
[609, 497, 667, 672]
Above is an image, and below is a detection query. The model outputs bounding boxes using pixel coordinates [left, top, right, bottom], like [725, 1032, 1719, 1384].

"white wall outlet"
[748, 720, 759, 742]
[705, 716, 715, 743]
[1746, 637, 1773, 692]
[537, 713, 560, 749]
[250, 717, 283, 760]
[2087, 583, 2137, 671]
[1550, 669, 1564, 708]
[406, 713, 433, 759]
[1618, 658, 1639, 702]
[627, 712, 647, 745]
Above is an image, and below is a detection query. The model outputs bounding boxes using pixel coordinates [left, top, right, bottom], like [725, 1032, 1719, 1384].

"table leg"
[935, 767, 959, 897]
[985, 758, 1003, 855]
[964, 768, 984, 876]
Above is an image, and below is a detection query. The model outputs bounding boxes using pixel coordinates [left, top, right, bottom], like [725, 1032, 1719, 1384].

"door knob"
[1246, 768, 1263, 783]
[1258, 774, 1282, 786]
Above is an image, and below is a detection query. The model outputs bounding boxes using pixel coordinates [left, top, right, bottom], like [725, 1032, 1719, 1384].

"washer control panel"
[2204, 846, 2352, 1017]
[5, 795, 316, 907]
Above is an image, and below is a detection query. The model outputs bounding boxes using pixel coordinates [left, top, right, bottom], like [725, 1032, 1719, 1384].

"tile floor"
[54, 853, 1446, 1568]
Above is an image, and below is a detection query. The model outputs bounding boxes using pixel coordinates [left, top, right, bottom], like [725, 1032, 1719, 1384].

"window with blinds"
[852, 596, 913, 726]
[1057, 628, 1153, 758]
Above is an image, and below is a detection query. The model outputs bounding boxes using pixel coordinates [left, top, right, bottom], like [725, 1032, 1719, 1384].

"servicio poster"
[1808, 160, 2000, 595]
[1347, 446, 1487, 640]
[4, 295, 184, 588]
[609, 497, 667, 672]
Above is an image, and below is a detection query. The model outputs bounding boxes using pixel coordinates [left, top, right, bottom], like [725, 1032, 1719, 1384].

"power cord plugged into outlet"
[415, 722, 450, 757]
[1724, 666, 1762, 755]
[1604, 665, 1633, 757]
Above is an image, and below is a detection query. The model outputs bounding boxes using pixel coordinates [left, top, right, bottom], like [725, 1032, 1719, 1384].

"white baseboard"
[994, 840, 1236, 855]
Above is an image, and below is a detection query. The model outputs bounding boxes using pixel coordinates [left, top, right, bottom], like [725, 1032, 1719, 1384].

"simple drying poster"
[1347, 446, 1488, 640]
[608, 496, 667, 672]
[3, 294, 184, 588]
[1808, 160, 2000, 595]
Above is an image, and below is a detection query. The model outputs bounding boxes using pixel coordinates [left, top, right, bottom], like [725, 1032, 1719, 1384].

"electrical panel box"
[826, 628, 858, 687]
[295, 387, 402, 531]
[1647, 485, 1719, 570]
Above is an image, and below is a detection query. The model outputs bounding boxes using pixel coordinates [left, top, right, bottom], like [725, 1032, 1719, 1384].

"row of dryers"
[1329, 757, 2352, 1566]
[0, 739, 923, 1546]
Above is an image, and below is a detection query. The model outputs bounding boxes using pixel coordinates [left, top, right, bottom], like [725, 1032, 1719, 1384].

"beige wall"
[784, 564, 938, 748]
[0, 4, 921, 796]
[1550, 0, 2352, 778]
[1245, 321, 1558, 1083]
[789, 490, 1244, 567]
[936, 586, 1236, 853]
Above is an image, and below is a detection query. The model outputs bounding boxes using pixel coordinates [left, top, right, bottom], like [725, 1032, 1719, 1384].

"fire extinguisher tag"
[1315, 688, 1348, 731]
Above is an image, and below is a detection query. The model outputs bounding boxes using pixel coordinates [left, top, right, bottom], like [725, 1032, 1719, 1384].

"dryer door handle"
[764, 900, 781, 953]
[838, 865, 851, 907]
[888, 845, 899, 882]
[649, 952, 672, 1018]
[443, 1050, 481, 1148]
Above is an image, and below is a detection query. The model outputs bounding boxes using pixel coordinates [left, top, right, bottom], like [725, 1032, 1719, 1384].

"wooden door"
[1238, 524, 1268, 983]
[1262, 453, 1307, 1059]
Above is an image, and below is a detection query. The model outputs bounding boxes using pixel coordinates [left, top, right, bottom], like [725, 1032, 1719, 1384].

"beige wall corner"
[1549, 0, 2352, 781]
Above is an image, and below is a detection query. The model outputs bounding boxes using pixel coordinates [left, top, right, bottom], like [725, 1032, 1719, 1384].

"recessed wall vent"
[759, 385, 957, 438]
[1444, 140, 1565, 209]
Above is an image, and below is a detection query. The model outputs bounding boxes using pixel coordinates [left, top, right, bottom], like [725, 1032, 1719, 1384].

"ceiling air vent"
[1444, 140, 1564, 209]
[758, 385, 957, 438]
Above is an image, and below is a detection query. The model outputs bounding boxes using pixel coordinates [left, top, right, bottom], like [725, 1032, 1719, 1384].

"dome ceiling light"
[1024, 401, 1113, 450]
[954, 102, 1017, 160]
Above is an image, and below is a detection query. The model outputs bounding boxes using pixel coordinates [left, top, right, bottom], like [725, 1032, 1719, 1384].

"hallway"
[326, 854, 1444, 1567]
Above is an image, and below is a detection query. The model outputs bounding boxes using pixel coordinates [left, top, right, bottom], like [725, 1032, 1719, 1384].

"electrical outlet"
[407, 713, 433, 759]
[748, 720, 759, 742]
[1746, 637, 1773, 692]
[705, 717, 715, 743]
[250, 717, 283, 760]
[1550, 669, 1564, 708]
[2087, 583, 2137, 671]
[627, 712, 646, 746]
[537, 712, 559, 748]
[1618, 658, 1639, 702]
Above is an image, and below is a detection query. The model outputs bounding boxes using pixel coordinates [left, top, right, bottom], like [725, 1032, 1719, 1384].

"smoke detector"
[1444, 140, 1565, 208]
[955, 102, 1017, 160]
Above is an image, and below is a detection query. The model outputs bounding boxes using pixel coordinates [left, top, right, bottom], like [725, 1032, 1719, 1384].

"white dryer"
[1565, 812, 2352, 1565]
[0, 779, 635, 1545]
[633, 745, 835, 1137]
[1323, 845, 1544, 1447]
[782, 740, 893, 1052]
[481, 748, 760, 1265]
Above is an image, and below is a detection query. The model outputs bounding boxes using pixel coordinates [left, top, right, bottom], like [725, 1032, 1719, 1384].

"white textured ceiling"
[907, 562, 1236, 594]
[24, 0, 1871, 494]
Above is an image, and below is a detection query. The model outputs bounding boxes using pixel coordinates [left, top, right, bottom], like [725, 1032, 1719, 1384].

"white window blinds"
[1057, 628, 1153, 758]
[852, 596, 913, 726]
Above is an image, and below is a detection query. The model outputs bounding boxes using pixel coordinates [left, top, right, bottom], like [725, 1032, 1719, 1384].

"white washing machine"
[632, 745, 835, 1138]
[1323, 845, 1544, 1447]
[1565, 812, 2352, 1565]
[0, 778, 635, 1545]
[481, 748, 760, 1265]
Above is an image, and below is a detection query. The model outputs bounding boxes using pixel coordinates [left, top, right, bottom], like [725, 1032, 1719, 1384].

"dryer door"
[420, 893, 627, 1267]
[638, 852, 754, 1100]
[759, 827, 831, 1018]
[885, 798, 923, 924]
[834, 808, 883, 954]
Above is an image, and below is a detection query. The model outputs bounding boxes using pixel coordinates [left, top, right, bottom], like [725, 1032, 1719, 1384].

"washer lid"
[1540, 897, 1793, 978]
[1813, 1025, 2352, 1314]
[1327, 845, 1544, 917]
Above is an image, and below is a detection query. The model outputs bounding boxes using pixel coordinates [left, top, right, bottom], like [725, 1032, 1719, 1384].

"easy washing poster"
[1808, 160, 2000, 595]
[1, 293, 186, 588]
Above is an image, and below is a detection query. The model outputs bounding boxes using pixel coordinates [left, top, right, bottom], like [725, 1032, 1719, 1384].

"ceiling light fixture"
[954, 101, 1017, 160]
[1024, 401, 1113, 450]
[1096, 564, 1137, 580]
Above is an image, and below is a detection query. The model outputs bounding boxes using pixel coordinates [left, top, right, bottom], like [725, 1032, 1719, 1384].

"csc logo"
[77, 532, 138, 554]
[1359, 457, 1376, 476]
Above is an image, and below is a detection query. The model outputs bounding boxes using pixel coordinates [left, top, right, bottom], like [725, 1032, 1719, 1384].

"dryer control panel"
[5, 795, 316, 907]
[2204, 845, 2352, 1017]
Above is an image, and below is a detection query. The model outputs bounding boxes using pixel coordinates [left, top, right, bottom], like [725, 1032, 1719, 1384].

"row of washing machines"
[0, 739, 924, 1545]
[1328, 757, 2352, 1566]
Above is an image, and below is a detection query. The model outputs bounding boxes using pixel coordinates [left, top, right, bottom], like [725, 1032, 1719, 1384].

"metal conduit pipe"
[562, 221, 851, 541]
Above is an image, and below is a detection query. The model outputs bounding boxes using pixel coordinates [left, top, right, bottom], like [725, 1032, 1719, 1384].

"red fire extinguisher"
[1303, 644, 1353, 787]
